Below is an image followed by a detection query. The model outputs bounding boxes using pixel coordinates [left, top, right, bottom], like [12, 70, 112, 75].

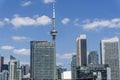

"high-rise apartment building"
[100, 37, 119, 80]
[88, 51, 99, 64]
[76, 35, 87, 66]
[30, 41, 56, 80]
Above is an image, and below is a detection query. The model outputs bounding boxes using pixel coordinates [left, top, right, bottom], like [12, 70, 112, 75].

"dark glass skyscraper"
[76, 35, 87, 66]
[88, 51, 99, 64]
[30, 41, 56, 80]
[0, 56, 4, 72]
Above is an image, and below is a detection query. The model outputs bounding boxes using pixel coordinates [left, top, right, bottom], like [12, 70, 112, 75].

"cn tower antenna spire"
[51, 2, 57, 41]
[53, 3, 55, 19]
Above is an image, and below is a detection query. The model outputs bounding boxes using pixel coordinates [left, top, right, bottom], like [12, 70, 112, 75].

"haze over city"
[0, 0, 120, 70]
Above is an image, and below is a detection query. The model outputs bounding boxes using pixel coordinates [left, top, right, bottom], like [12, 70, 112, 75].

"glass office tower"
[88, 51, 99, 64]
[30, 41, 56, 80]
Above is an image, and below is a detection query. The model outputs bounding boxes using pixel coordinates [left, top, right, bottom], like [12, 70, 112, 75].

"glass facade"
[88, 51, 99, 64]
[30, 41, 56, 80]
[71, 55, 77, 80]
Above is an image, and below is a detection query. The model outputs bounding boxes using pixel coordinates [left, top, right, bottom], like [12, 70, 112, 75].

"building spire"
[51, 2, 57, 41]
[53, 3, 55, 19]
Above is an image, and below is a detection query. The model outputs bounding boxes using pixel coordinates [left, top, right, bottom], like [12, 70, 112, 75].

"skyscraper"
[30, 41, 56, 80]
[71, 55, 77, 80]
[100, 37, 119, 80]
[0, 56, 4, 72]
[30, 3, 57, 80]
[88, 51, 99, 64]
[76, 34, 87, 66]
[9, 55, 20, 80]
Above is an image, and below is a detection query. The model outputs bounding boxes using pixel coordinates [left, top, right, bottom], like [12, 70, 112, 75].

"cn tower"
[51, 3, 57, 41]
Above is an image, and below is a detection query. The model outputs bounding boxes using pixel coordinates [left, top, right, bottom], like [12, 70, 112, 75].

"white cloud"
[36, 15, 52, 25]
[0, 21, 4, 27]
[21, 1, 32, 7]
[11, 15, 51, 27]
[61, 18, 70, 25]
[13, 49, 30, 55]
[43, 0, 55, 4]
[1, 46, 15, 50]
[74, 18, 80, 26]
[82, 18, 120, 30]
[4, 18, 10, 23]
[12, 36, 30, 41]
[57, 52, 75, 59]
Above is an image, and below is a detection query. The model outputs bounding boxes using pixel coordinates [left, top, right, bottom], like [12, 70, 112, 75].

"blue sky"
[0, 0, 120, 69]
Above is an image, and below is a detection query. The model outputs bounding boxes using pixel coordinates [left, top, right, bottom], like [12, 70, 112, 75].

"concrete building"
[21, 64, 30, 75]
[76, 35, 87, 66]
[0, 73, 2, 80]
[71, 55, 77, 80]
[88, 51, 99, 64]
[56, 66, 67, 80]
[100, 37, 119, 80]
[16, 68, 22, 80]
[61, 71, 71, 80]
[9, 55, 20, 80]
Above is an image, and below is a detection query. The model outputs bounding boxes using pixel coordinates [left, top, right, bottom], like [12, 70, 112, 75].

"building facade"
[9, 57, 17, 80]
[88, 51, 99, 64]
[71, 55, 77, 80]
[61, 71, 71, 80]
[76, 64, 111, 80]
[0, 56, 4, 72]
[2, 64, 8, 71]
[21, 64, 30, 75]
[16, 68, 22, 80]
[76, 35, 87, 66]
[2, 70, 9, 80]
[56, 65, 67, 80]
[100, 37, 119, 80]
[9, 55, 20, 80]
[30, 41, 56, 80]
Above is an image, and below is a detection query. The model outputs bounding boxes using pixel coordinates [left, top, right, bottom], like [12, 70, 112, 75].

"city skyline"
[0, 0, 120, 69]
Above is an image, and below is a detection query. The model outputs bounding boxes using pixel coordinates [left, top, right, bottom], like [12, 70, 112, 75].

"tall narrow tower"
[100, 37, 119, 80]
[51, 3, 57, 41]
[76, 34, 87, 66]
[30, 3, 57, 80]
